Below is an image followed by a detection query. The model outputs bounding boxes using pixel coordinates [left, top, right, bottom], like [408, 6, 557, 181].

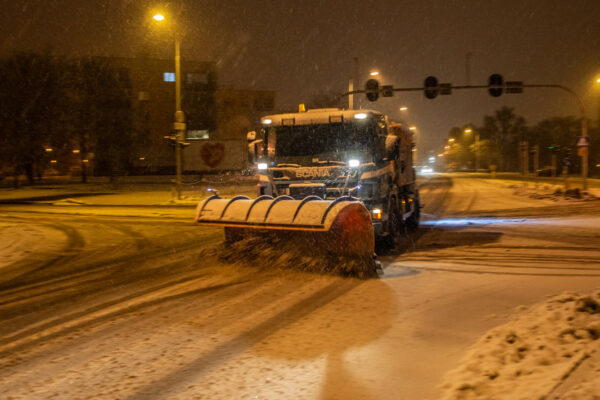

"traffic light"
[488, 74, 504, 97]
[365, 79, 379, 101]
[424, 76, 439, 99]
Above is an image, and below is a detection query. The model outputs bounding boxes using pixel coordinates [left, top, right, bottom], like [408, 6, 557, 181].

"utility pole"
[475, 131, 480, 171]
[465, 52, 472, 86]
[174, 36, 185, 200]
[353, 57, 360, 109]
[533, 144, 539, 187]
[348, 79, 354, 110]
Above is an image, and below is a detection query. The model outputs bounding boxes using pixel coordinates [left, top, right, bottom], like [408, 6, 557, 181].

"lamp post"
[154, 13, 185, 200]
[464, 128, 480, 171]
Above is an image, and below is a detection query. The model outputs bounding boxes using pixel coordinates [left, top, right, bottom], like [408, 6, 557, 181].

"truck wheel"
[385, 198, 402, 249]
[405, 196, 420, 232]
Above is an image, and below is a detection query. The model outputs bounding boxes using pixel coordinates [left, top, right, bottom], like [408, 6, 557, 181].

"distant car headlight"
[257, 163, 268, 170]
[348, 159, 360, 168]
[262, 119, 272, 125]
[371, 208, 382, 220]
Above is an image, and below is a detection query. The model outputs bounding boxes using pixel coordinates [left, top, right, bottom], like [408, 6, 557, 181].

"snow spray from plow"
[195, 195, 378, 277]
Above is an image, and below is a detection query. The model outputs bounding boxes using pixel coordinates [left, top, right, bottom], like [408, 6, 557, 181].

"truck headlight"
[257, 163, 268, 170]
[348, 159, 360, 168]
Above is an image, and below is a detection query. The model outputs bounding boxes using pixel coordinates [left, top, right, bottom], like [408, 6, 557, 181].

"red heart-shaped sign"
[201, 142, 225, 168]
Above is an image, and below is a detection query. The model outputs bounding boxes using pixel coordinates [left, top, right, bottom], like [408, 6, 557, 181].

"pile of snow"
[442, 290, 600, 400]
[508, 184, 599, 202]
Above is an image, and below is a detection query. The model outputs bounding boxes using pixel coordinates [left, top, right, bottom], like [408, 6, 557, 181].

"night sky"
[2, 0, 600, 155]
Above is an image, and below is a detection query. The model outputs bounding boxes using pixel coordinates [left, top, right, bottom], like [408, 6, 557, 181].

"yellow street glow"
[45, 148, 53, 152]
[448, 138, 455, 142]
[409, 126, 416, 131]
[464, 128, 472, 133]
[369, 71, 379, 76]
[50, 160, 57, 163]
[371, 208, 382, 220]
[153, 14, 165, 21]
[597, 78, 600, 83]
[72, 149, 80, 154]
[82, 159, 89, 163]
[399, 107, 408, 111]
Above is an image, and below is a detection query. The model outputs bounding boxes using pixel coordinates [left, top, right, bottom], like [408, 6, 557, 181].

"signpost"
[576, 136, 589, 191]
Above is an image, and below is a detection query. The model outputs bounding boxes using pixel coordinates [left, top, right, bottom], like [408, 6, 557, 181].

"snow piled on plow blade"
[216, 235, 378, 279]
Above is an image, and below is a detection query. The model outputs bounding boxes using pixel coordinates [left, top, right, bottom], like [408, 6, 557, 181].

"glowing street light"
[369, 71, 379, 76]
[399, 106, 408, 111]
[409, 126, 417, 131]
[153, 13, 165, 21]
[464, 128, 472, 133]
[448, 138, 455, 142]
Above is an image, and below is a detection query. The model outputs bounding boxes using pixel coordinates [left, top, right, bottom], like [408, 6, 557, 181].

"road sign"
[488, 74, 504, 97]
[381, 85, 394, 97]
[439, 83, 452, 95]
[506, 81, 523, 94]
[576, 136, 589, 148]
[424, 76, 439, 99]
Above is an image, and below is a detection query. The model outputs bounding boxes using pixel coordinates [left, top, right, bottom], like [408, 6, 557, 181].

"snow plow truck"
[195, 108, 419, 276]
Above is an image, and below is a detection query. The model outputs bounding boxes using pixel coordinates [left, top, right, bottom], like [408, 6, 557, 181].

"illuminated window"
[187, 130, 210, 140]
[163, 72, 175, 82]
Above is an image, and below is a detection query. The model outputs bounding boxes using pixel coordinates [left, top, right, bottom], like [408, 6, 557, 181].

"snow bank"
[508, 184, 599, 202]
[442, 290, 600, 400]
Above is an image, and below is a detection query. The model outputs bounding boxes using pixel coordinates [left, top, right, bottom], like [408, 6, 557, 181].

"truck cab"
[250, 108, 419, 245]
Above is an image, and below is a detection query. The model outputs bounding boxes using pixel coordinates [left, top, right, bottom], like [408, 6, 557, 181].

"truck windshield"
[266, 121, 375, 163]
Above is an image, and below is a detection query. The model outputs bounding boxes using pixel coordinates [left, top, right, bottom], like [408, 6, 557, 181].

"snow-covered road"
[0, 175, 599, 399]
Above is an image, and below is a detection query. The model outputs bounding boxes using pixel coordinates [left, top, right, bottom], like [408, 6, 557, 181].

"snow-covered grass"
[0, 181, 258, 206]
[442, 290, 600, 400]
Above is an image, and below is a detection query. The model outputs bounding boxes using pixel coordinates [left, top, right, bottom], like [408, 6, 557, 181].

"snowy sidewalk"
[0, 182, 257, 207]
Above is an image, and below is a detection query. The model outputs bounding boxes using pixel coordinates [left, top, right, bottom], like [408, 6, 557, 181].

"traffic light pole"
[343, 81, 589, 191]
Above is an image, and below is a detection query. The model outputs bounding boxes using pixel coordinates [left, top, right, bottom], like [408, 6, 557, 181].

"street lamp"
[399, 106, 408, 111]
[464, 128, 480, 171]
[153, 12, 185, 200]
[369, 71, 379, 76]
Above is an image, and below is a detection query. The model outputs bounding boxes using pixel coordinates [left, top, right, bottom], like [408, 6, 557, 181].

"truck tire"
[405, 194, 420, 232]
[383, 197, 402, 250]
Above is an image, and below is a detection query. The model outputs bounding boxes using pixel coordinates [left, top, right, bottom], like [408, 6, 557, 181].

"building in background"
[98, 57, 275, 174]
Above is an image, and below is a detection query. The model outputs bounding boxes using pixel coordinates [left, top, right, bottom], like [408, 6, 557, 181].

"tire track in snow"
[124, 279, 361, 400]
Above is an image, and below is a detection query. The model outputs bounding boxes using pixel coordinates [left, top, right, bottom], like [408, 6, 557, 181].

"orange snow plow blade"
[195, 195, 375, 261]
